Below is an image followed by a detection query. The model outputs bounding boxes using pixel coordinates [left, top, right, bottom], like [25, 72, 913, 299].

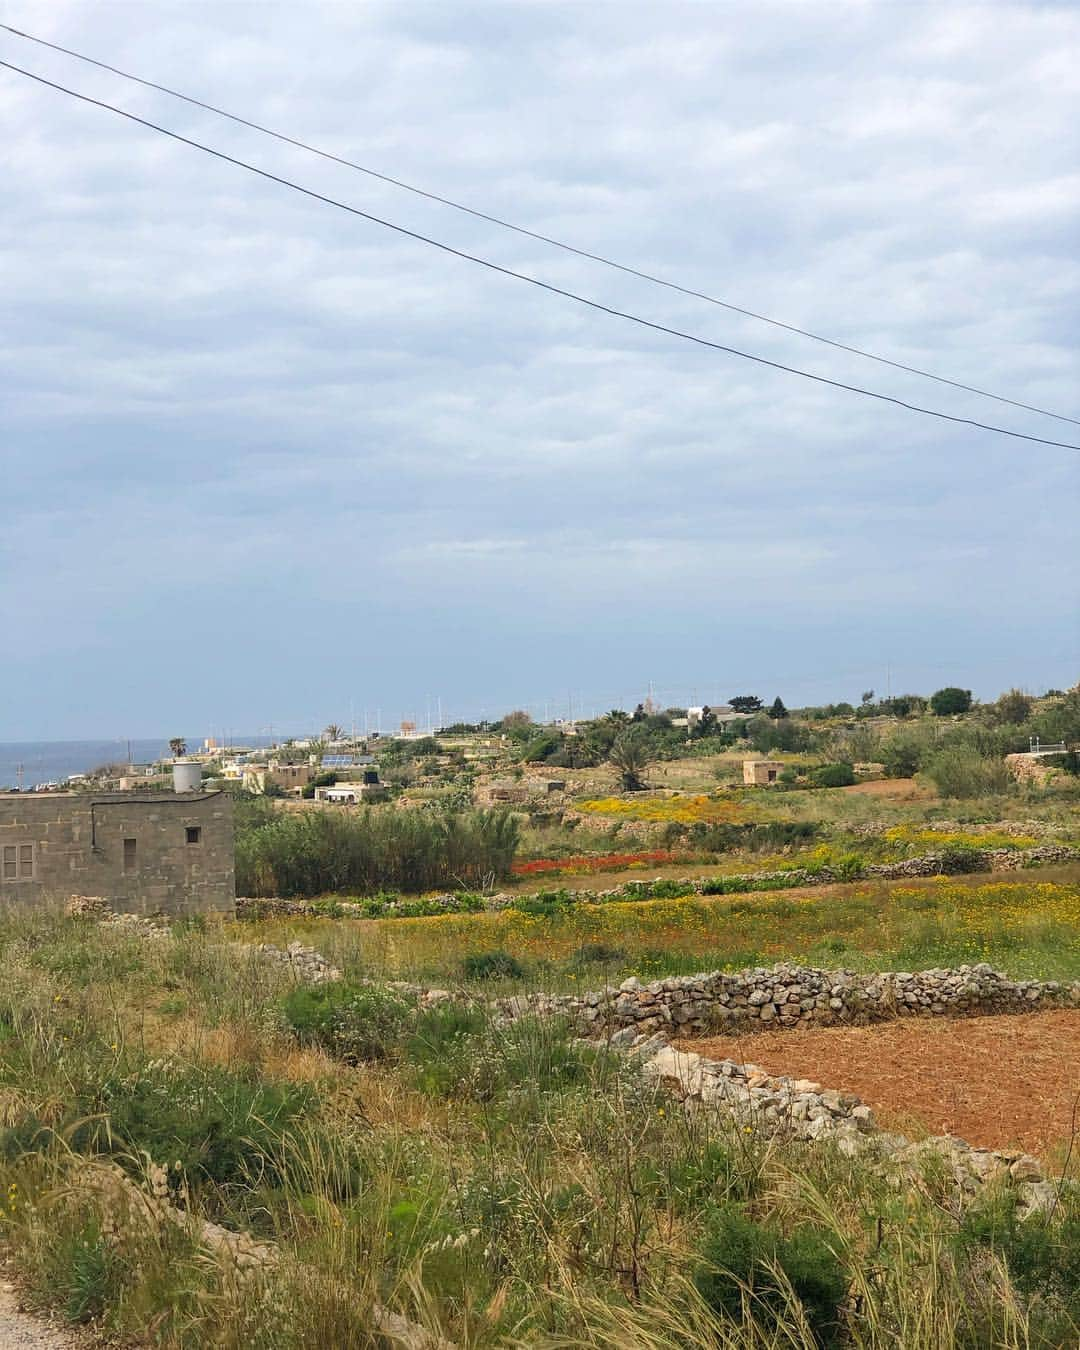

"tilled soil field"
[680, 1008, 1080, 1157]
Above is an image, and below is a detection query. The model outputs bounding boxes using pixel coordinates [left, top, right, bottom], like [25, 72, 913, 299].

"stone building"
[742, 759, 784, 786]
[0, 791, 234, 915]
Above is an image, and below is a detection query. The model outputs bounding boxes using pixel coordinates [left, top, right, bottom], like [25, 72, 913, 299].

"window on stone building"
[2, 843, 34, 881]
[123, 838, 137, 873]
[186, 826, 201, 844]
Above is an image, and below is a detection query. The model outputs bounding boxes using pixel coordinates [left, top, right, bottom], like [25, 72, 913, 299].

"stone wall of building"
[0, 792, 234, 915]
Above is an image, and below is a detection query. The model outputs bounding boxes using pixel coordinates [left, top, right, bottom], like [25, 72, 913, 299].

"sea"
[0, 737, 274, 790]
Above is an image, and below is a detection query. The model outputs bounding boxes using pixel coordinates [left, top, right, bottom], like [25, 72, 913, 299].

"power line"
[4, 20, 1078, 431]
[3, 56, 1079, 454]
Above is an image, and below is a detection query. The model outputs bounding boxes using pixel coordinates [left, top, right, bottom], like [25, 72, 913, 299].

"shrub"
[883, 738, 923, 778]
[235, 804, 520, 897]
[831, 852, 865, 881]
[957, 1189, 1080, 1309]
[938, 844, 987, 874]
[811, 762, 856, 788]
[646, 879, 696, 899]
[694, 1204, 847, 1344]
[281, 982, 414, 1061]
[65, 1060, 317, 1191]
[460, 951, 525, 981]
[923, 746, 1012, 798]
[699, 874, 803, 896]
[406, 1011, 596, 1104]
[931, 687, 973, 716]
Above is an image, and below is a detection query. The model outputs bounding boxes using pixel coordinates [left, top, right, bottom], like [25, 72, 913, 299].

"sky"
[1, 0, 1078, 741]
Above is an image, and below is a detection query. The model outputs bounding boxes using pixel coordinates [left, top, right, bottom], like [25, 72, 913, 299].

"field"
[0, 867, 1078, 1346]
[241, 873, 1080, 989]
[683, 1009, 1080, 1156]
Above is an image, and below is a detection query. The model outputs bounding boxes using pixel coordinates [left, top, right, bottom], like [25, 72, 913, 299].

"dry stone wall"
[495, 962, 1080, 1038]
[631, 1036, 1060, 1219]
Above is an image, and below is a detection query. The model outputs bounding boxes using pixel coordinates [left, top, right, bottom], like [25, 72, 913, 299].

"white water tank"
[172, 760, 202, 793]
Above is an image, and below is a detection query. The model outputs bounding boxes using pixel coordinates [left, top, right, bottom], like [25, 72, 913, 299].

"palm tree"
[168, 737, 187, 758]
[609, 728, 649, 792]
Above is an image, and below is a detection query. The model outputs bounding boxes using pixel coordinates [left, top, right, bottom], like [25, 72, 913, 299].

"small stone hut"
[743, 759, 784, 786]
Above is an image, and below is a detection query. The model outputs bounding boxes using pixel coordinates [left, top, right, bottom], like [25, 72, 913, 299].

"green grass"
[237, 874, 1080, 994]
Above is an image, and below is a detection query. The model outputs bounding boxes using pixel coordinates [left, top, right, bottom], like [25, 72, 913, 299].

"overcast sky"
[2, 1, 1078, 740]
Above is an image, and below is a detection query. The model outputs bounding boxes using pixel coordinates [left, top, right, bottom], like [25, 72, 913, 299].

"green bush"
[53, 1059, 317, 1193]
[923, 746, 1011, 799]
[699, 873, 804, 896]
[957, 1189, 1080, 1313]
[931, 687, 973, 716]
[646, 878, 696, 899]
[830, 852, 865, 881]
[694, 1204, 847, 1345]
[692, 821, 818, 853]
[460, 951, 525, 981]
[938, 844, 987, 874]
[405, 1010, 597, 1104]
[281, 982, 414, 1062]
[883, 738, 923, 778]
[811, 762, 856, 788]
[235, 804, 520, 897]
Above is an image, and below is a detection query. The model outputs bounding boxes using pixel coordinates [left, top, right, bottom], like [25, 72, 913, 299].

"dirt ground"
[839, 776, 937, 800]
[679, 1009, 1080, 1157]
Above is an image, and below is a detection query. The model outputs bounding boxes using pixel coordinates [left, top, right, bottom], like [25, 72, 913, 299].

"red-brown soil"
[679, 1009, 1080, 1157]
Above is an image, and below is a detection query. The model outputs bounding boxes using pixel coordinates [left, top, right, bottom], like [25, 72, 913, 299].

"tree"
[994, 689, 1033, 725]
[168, 737, 187, 758]
[930, 687, 973, 717]
[631, 703, 646, 723]
[691, 705, 718, 739]
[881, 695, 914, 718]
[860, 690, 875, 707]
[323, 723, 344, 742]
[767, 697, 788, 720]
[729, 695, 762, 713]
[605, 709, 631, 728]
[609, 728, 650, 792]
[500, 710, 533, 731]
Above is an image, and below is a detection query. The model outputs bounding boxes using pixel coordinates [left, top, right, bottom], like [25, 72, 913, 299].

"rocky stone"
[1009, 1154, 1044, 1183]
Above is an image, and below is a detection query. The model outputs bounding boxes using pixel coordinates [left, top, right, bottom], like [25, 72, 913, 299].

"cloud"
[1, 0, 1077, 737]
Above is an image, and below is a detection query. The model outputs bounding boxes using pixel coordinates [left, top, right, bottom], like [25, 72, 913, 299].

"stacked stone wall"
[495, 962, 1080, 1038]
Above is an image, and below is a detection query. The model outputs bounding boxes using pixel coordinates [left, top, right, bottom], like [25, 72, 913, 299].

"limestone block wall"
[0, 792, 234, 915]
